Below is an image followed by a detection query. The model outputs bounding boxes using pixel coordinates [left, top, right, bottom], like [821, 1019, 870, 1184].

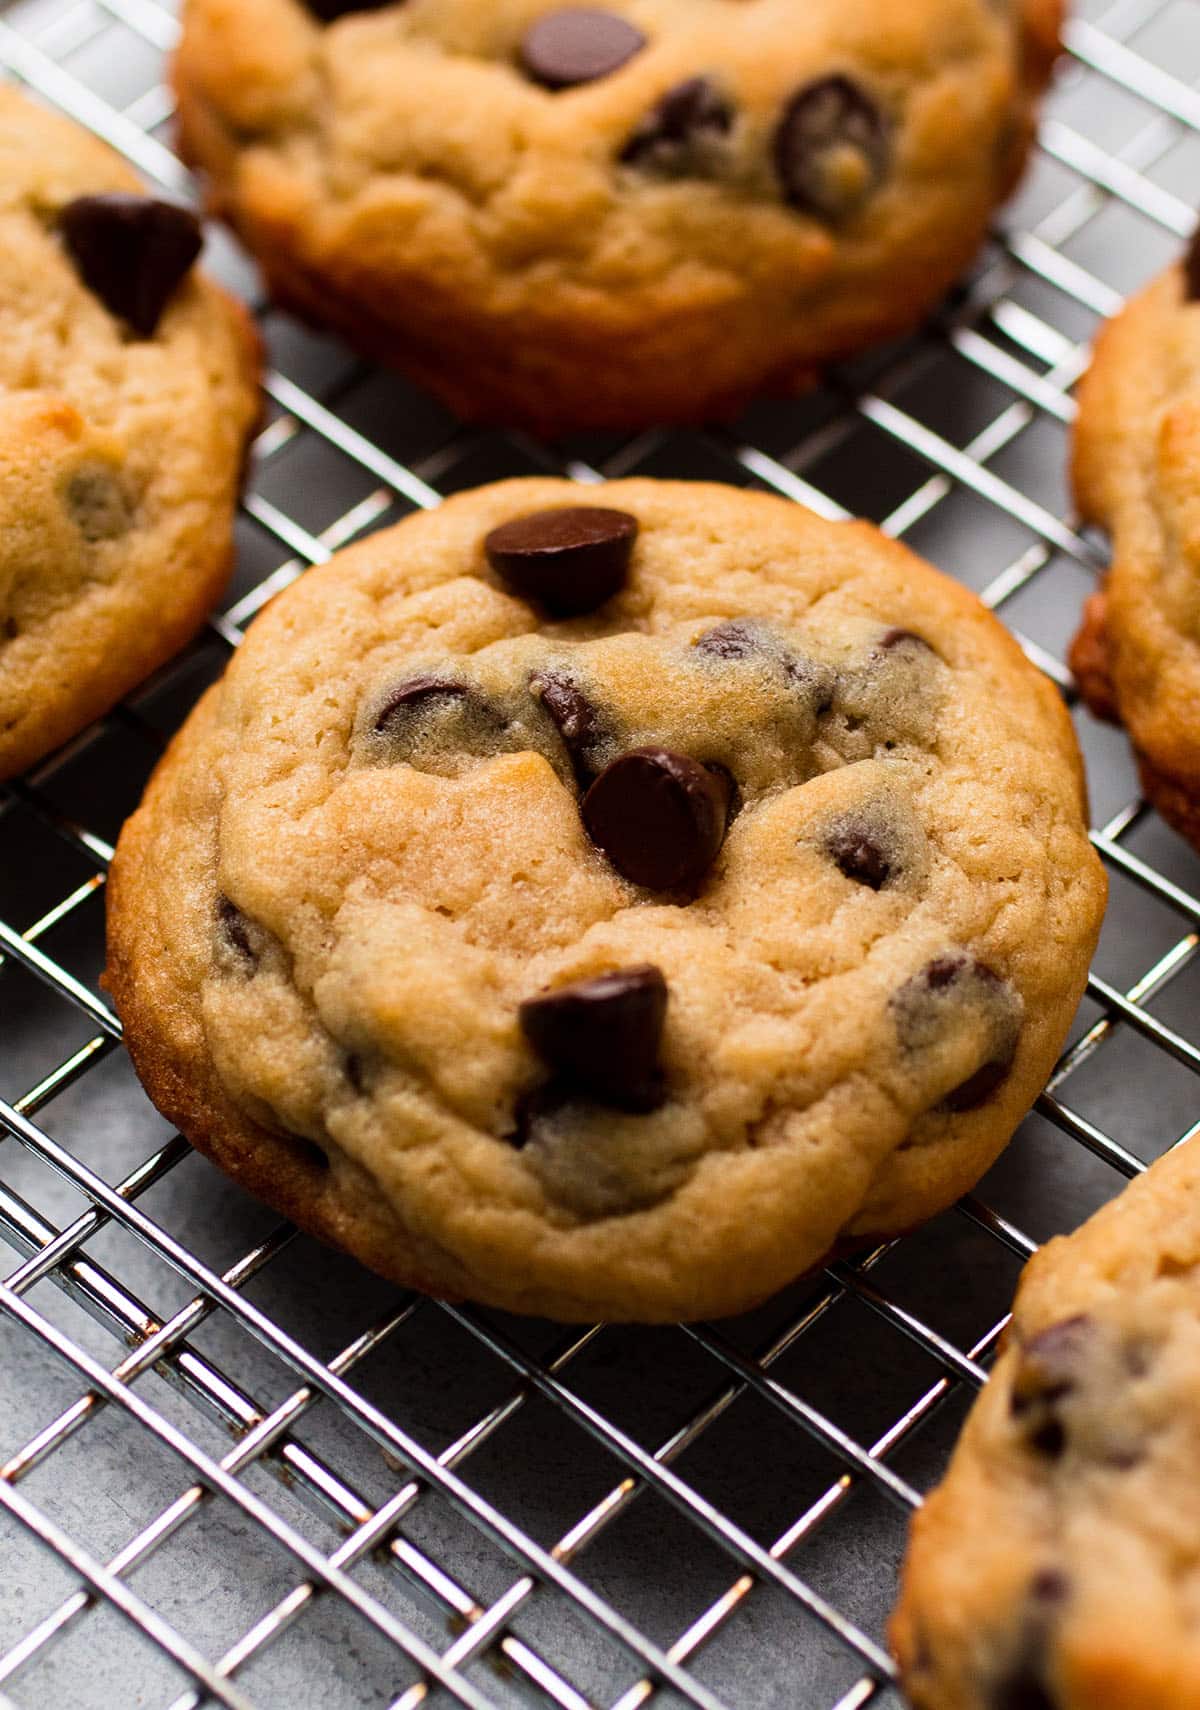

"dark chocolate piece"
[519, 10, 646, 90]
[582, 746, 731, 890]
[60, 194, 203, 337]
[621, 76, 733, 172]
[773, 76, 889, 222]
[519, 964, 668, 1111]
[485, 506, 637, 616]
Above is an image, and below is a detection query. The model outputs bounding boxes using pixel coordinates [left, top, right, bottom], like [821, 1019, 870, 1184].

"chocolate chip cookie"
[0, 88, 260, 782]
[1070, 223, 1200, 855]
[173, 0, 1061, 434]
[892, 1137, 1200, 1710]
[106, 478, 1105, 1322]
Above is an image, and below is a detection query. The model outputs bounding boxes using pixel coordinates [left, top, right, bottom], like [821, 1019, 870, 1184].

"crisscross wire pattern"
[1, 0, 1199, 1704]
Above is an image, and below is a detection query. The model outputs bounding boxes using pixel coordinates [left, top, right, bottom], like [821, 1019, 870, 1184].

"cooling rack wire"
[1, 0, 1199, 1704]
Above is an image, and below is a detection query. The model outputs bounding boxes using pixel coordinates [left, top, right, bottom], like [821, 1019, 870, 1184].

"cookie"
[0, 87, 260, 782]
[105, 478, 1105, 1322]
[1070, 224, 1200, 853]
[172, 0, 1062, 435]
[892, 1138, 1200, 1710]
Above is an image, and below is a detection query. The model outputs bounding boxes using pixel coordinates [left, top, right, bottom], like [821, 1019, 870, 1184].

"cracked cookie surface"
[1071, 226, 1200, 855]
[106, 478, 1104, 1321]
[892, 1138, 1200, 1710]
[173, 0, 1061, 433]
[0, 88, 260, 781]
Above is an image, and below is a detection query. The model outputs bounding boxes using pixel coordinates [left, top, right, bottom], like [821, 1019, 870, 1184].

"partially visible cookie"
[173, 0, 1061, 434]
[0, 88, 260, 782]
[1070, 224, 1200, 853]
[892, 1138, 1200, 1710]
[107, 477, 1104, 1323]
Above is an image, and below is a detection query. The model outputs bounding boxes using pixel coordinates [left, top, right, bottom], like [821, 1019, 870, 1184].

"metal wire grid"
[0, 0, 1199, 1703]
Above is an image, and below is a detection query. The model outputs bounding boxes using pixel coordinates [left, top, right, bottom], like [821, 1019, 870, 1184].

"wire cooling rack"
[2, 0, 1200, 1704]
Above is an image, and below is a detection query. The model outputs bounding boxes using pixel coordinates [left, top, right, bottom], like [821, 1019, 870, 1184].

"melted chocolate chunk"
[828, 824, 891, 890]
[279, 1130, 330, 1172]
[216, 895, 254, 965]
[1186, 226, 1200, 302]
[66, 467, 133, 542]
[373, 676, 471, 737]
[991, 1662, 1057, 1710]
[694, 621, 837, 710]
[893, 954, 1022, 1111]
[519, 10, 646, 90]
[304, 0, 395, 17]
[510, 1081, 687, 1216]
[773, 76, 889, 222]
[485, 506, 637, 616]
[582, 746, 732, 890]
[788, 653, 838, 712]
[510, 1080, 564, 1150]
[531, 670, 604, 784]
[705, 759, 741, 825]
[60, 195, 203, 337]
[1010, 1315, 1094, 1460]
[1030, 1569, 1070, 1608]
[877, 627, 934, 655]
[368, 675, 512, 769]
[923, 954, 974, 992]
[621, 76, 733, 173]
[694, 620, 762, 661]
[945, 1058, 1011, 1112]
[520, 964, 667, 1111]
[1012, 1318, 1092, 1411]
[987, 1568, 1070, 1709]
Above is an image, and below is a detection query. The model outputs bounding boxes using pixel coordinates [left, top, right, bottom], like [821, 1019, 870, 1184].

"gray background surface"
[2, 0, 1200, 1706]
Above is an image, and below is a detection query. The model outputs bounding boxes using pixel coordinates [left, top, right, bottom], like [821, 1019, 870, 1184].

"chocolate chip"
[877, 627, 934, 654]
[509, 1081, 564, 1150]
[373, 676, 471, 737]
[485, 506, 637, 617]
[531, 670, 604, 784]
[520, 964, 667, 1111]
[1027, 1418, 1066, 1458]
[65, 467, 132, 542]
[991, 1661, 1056, 1710]
[945, 1058, 1012, 1112]
[892, 954, 1022, 1112]
[694, 620, 761, 661]
[59, 195, 203, 337]
[788, 653, 838, 712]
[216, 895, 254, 965]
[1010, 1316, 1094, 1460]
[1105, 1443, 1144, 1470]
[694, 621, 837, 710]
[279, 1130, 330, 1172]
[1012, 1317, 1092, 1412]
[1123, 1337, 1153, 1379]
[1030, 1570, 1069, 1608]
[510, 1081, 689, 1215]
[620, 76, 733, 173]
[582, 746, 731, 890]
[519, 10, 646, 90]
[303, 0, 395, 18]
[923, 954, 972, 993]
[773, 76, 889, 222]
[705, 759, 741, 825]
[828, 824, 890, 889]
[1186, 225, 1200, 302]
[986, 1567, 1069, 1710]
